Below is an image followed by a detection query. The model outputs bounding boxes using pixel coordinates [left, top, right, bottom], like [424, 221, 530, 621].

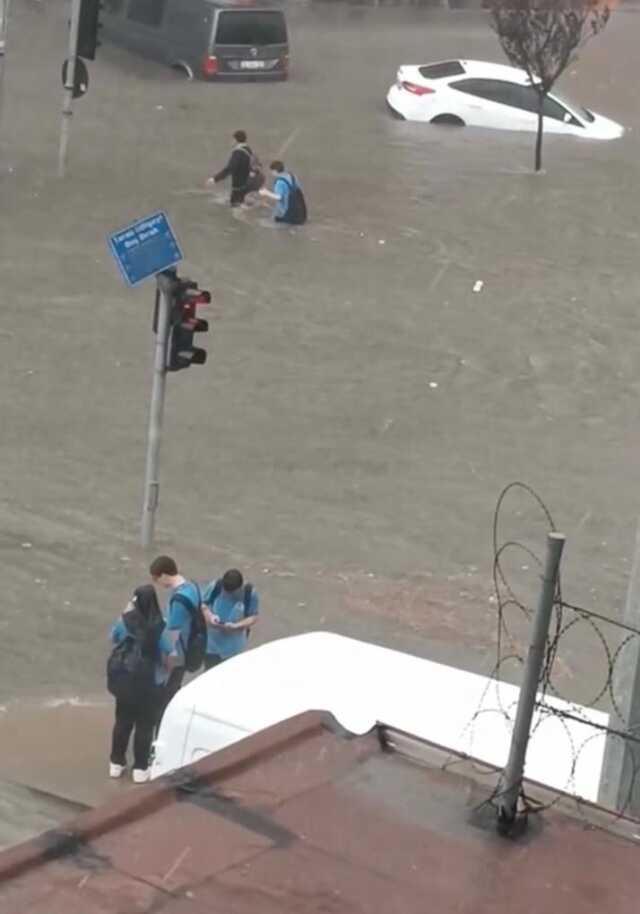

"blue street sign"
[108, 211, 183, 287]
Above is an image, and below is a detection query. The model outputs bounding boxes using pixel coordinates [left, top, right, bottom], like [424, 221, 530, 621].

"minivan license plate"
[241, 60, 264, 70]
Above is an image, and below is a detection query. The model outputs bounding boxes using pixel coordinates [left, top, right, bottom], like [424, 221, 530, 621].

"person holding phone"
[202, 569, 260, 670]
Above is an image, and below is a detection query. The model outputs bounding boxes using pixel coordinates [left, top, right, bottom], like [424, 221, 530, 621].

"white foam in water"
[41, 696, 107, 709]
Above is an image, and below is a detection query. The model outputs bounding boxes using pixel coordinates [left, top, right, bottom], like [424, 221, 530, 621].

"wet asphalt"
[0, 1, 640, 706]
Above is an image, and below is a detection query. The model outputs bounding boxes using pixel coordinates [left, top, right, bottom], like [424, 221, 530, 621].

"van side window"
[166, 6, 201, 30]
[127, 0, 168, 27]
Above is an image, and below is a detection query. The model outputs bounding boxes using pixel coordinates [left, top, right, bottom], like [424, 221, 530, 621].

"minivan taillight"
[203, 55, 218, 77]
[402, 81, 434, 96]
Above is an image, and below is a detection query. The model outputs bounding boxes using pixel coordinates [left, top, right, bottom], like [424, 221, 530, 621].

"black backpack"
[107, 612, 159, 701]
[281, 175, 307, 226]
[238, 144, 265, 192]
[172, 583, 206, 673]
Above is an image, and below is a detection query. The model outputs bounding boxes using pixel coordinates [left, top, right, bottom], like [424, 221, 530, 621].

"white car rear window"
[418, 61, 465, 80]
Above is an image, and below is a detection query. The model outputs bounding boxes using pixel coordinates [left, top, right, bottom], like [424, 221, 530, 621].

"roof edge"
[0, 710, 352, 883]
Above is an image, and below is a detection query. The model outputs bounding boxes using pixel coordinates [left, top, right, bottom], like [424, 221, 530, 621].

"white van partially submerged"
[152, 632, 608, 802]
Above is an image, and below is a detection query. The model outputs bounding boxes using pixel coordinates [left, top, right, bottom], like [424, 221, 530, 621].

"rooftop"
[0, 712, 638, 913]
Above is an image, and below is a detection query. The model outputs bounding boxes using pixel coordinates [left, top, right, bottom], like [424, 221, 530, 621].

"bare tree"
[488, 1, 612, 171]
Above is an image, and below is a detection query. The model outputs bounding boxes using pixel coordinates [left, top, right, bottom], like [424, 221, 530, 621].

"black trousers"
[110, 693, 159, 770]
[230, 187, 247, 206]
[157, 666, 185, 723]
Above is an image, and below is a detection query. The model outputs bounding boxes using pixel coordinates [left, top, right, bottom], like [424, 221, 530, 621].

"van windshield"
[215, 11, 287, 46]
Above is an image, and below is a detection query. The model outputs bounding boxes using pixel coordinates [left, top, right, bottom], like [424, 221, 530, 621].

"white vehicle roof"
[406, 59, 539, 87]
[455, 60, 537, 84]
[160, 632, 608, 801]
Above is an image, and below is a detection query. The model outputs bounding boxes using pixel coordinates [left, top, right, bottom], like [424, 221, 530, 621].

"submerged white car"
[386, 59, 624, 140]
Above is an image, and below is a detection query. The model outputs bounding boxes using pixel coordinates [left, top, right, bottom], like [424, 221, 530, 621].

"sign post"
[108, 211, 183, 548]
[141, 275, 171, 548]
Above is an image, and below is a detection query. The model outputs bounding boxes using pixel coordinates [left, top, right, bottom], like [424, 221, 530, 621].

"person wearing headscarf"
[108, 585, 172, 783]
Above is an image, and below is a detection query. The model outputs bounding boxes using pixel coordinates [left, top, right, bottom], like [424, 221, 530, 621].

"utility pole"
[58, 0, 81, 178]
[496, 532, 566, 832]
[598, 521, 640, 815]
[141, 274, 172, 549]
[0, 0, 10, 134]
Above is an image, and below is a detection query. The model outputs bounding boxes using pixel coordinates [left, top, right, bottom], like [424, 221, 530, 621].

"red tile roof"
[0, 711, 637, 913]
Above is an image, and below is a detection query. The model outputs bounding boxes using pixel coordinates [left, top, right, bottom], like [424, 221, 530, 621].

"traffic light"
[166, 279, 210, 372]
[77, 0, 102, 61]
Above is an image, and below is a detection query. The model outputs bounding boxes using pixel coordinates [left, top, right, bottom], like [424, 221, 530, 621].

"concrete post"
[497, 532, 566, 830]
[598, 521, 640, 814]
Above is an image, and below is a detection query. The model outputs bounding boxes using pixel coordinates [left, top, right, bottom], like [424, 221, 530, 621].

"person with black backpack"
[149, 555, 206, 718]
[107, 585, 172, 783]
[258, 160, 308, 226]
[202, 569, 260, 671]
[206, 129, 264, 207]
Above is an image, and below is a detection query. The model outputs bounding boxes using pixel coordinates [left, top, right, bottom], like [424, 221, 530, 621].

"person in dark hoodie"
[206, 130, 264, 207]
[107, 585, 172, 784]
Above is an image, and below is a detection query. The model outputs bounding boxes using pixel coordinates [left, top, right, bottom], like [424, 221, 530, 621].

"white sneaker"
[109, 763, 126, 779]
[132, 768, 150, 784]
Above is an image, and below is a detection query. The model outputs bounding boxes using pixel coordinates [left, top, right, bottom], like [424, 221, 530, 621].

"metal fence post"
[496, 531, 566, 831]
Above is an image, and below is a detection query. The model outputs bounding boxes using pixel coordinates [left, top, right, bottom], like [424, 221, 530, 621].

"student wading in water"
[206, 130, 264, 206]
[259, 160, 308, 225]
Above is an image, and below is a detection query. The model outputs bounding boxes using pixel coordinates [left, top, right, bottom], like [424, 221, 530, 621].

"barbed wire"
[456, 482, 640, 828]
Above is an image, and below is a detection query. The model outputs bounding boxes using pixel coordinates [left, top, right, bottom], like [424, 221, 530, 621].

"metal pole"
[598, 521, 640, 814]
[0, 0, 10, 137]
[497, 531, 566, 829]
[141, 277, 171, 548]
[57, 0, 81, 178]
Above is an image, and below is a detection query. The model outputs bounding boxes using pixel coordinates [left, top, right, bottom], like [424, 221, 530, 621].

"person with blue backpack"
[259, 160, 307, 226]
[149, 555, 206, 717]
[202, 568, 260, 670]
[107, 585, 173, 783]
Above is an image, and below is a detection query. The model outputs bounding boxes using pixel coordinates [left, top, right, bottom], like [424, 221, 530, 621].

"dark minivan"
[103, 0, 290, 80]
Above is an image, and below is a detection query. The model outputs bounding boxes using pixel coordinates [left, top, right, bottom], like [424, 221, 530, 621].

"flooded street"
[1, 0, 640, 717]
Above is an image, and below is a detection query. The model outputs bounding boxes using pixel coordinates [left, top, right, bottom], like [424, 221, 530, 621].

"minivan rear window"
[418, 61, 465, 80]
[215, 11, 287, 46]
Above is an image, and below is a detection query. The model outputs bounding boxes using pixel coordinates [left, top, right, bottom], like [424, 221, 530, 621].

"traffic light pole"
[0, 0, 11, 151]
[141, 275, 171, 548]
[57, 0, 81, 178]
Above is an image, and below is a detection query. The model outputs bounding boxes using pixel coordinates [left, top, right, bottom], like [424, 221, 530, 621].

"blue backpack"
[279, 175, 307, 225]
